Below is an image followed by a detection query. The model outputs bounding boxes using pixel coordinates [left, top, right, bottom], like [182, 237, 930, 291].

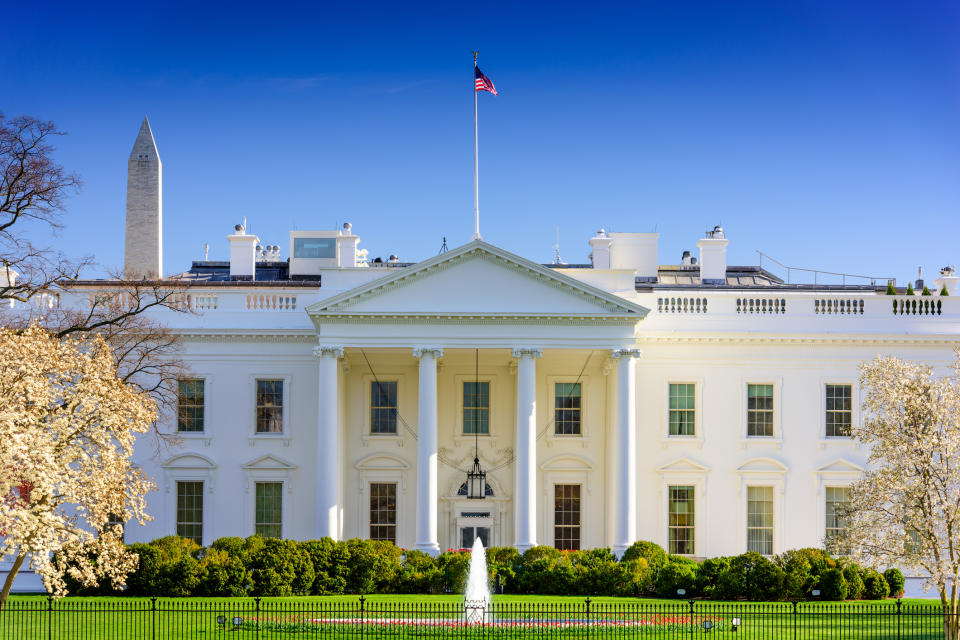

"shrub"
[842, 564, 864, 600]
[820, 567, 848, 601]
[620, 558, 654, 596]
[714, 552, 785, 601]
[125, 536, 203, 597]
[862, 570, 890, 600]
[343, 539, 402, 594]
[572, 548, 621, 596]
[655, 559, 698, 598]
[513, 546, 562, 594]
[302, 538, 350, 595]
[697, 556, 730, 599]
[621, 541, 668, 572]
[196, 548, 250, 596]
[886, 281, 897, 295]
[884, 568, 906, 597]
[396, 550, 443, 594]
[921, 286, 932, 296]
[941, 285, 950, 297]
[486, 546, 519, 593]
[776, 550, 814, 600]
[247, 537, 315, 596]
[906, 283, 915, 295]
[437, 550, 472, 593]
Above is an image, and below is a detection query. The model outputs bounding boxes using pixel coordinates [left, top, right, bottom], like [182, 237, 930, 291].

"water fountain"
[463, 536, 491, 624]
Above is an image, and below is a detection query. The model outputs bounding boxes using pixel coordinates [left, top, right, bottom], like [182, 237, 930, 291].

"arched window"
[457, 481, 494, 497]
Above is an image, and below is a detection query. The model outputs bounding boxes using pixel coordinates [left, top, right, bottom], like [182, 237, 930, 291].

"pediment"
[355, 453, 410, 471]
[162, 453, 217, 469]
[815, 459, 865, 474]
[737, 457, 789, 474]
[241, 454, 297, 470]
[655, 457, 710, 474]
[307, 240, 647, 321]
[541, 454, 594, 471]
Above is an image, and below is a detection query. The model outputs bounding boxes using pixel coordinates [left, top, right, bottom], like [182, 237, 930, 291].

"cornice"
[179, 331, 316, 343]
[310, 313, 638, 325]
[639, 333, 960, 346]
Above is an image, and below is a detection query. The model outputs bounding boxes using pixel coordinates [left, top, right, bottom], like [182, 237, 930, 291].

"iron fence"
[0, 597, 951, 639]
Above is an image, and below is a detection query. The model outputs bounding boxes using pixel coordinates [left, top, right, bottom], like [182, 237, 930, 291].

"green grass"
[0, 595, 947, 639]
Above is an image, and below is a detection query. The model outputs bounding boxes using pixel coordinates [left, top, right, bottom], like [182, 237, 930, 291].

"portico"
[304, 241, 647, 553]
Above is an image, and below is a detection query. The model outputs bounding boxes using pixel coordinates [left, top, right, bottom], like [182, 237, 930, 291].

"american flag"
[474, 66, 497, 96]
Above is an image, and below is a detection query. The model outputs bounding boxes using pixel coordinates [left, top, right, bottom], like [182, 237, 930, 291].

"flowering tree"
[839, 352, 960, 639]
[0, 326, 156, 609]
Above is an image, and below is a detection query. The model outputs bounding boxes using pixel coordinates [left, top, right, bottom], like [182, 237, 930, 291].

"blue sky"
[5, 0, 959, 284]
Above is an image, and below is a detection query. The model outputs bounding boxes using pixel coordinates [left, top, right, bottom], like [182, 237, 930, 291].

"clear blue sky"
[5, 0, 959, 284]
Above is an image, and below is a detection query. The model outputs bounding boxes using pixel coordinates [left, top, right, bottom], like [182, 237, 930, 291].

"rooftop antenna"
[439, 236, 449, 254]
[203, 243, 209, 261]
[552, 226, 566, 265]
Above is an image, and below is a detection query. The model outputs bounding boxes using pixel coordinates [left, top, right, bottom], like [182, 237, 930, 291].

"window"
[747, 384, 774, 437]
[369, 483, 397, 543]
[106, 513, 125, 542]
[669, 383, 696, 436]
[255, 482, 283, 538]
[554, 484, 581, 550]
[371, 381, 398, 434]
[554, 383, 581, 435]
[177, 379, 205, 432]
[256, 380, 283, 433]
[176, 481, 203, 545]
[825, 384, 853, 437]
[825, 486, 850, 543]
[293, 237, 336, 258]
[668, 485, 695, 555]
[463, 382, 489, 434]
[747, 486, 774, 555]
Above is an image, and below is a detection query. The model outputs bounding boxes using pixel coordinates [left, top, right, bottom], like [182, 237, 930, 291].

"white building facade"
[4, 122, 959, 595]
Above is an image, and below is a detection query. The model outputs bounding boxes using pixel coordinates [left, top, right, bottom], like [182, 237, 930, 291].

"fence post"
[689, 600, 696, 640]
[150, 596, 157, 640]
[792, 601, 798, 640]
[897, 598, 902, 640]
[359, 596, 366, 640]
[46, 595, 52, 640]
[584, 597, 591, 640]
[255, 596, 261, 640]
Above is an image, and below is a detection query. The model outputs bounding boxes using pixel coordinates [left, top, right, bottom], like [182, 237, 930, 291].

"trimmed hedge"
[71, 536, 900, 600]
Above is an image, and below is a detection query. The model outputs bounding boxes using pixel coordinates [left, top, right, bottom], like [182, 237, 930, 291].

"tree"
[0, 326, 157, 608]
[838, 353, 960, 639]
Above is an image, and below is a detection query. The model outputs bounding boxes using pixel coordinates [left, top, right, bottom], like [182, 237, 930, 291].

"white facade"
[4, 123, 959, 597]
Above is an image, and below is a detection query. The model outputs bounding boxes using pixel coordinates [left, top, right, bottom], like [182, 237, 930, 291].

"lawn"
[0, 594, 947, 639]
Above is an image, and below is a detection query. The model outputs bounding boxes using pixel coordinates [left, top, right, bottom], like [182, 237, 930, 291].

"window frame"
[175, 480, 205, 546]
[745, 485, 775, 556]
[172, 374, 211, 442]
[667, 484, 696, 556]
[820, 379, 859, 443]
[368, 481, 399, 544]
[162, 453, 216, 547]
[254, 481, 284, 538]
[662, 379, 703, 444]
[553, 483, 582, 551]
[176, 377, 207, 434]
[740, 377, 783, 446]
[735, 458, 787, 556]
[248, 374, 291, 442]
[824, 485, 851, 545]
[455, 375, 496, 438]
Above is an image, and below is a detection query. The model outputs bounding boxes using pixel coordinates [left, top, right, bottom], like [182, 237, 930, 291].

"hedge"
[64, 536, 902, 600]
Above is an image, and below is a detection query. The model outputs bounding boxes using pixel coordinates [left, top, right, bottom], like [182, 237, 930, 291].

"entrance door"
[460, 525, 490, 549]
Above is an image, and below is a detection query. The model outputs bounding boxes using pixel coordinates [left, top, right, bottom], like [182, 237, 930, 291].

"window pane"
[747, 384, 774, 437]
[255, 482, 283, 538]
[369, 483, 397, 543]
[554, 484, 581, 550]
[669, 485, 695, 555]
[669, 383, 696, 436]
[371, 381, 398, 434]
[463, 382, 489, 434]
[177, 379, 205, 432]
[555, 382, 582, 435]
[256, 380, 283, 433]
[746, 486, 774, 555]
[825, 486, 851, 544]
[825, 384, 853, 437]
[176, 481, 203, 545]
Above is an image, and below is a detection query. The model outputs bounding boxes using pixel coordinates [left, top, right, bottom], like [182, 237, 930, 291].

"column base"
[612, 544, 630, 559]
[416, 542, 441, 556]
[515, 542, 536, 553]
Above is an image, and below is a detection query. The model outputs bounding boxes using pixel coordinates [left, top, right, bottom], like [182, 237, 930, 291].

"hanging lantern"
[467, 456, 486, 500]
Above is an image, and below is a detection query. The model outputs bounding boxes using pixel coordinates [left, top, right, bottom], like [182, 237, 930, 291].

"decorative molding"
[412, 346, 444, 359]
[310, 313, 640, 325]
[611, 348, 642, 359]
[313, 345, 344, 358]
[179, 332, 316, 343]
[511, 347, 543, 359]
[639, 334, 960, 346]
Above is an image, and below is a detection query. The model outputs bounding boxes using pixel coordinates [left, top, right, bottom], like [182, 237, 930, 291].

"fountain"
[463, 537, 491, 624]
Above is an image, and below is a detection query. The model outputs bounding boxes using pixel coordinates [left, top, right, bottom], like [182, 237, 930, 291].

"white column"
[413, 346, 443, 554]
[612, 348, 641, 556]
[314, 345, 343, 540]
[512, 347, 542, 551]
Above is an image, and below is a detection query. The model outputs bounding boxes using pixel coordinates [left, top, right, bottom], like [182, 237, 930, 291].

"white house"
[4, 120, 958, 596]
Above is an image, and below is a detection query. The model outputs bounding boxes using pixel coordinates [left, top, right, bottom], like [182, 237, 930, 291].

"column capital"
[511, 347, 543, 359]
[313, 345, 344, 359]
[413, 346, 444, 359]
[611, 348, 642, 360]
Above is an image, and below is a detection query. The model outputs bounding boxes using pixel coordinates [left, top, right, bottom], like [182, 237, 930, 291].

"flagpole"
[472, 51, 481, 241]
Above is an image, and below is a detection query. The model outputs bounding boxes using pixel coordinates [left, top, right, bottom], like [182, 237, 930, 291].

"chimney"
[589, 228, 612, 269]
[609, 232, 659, 282]
[337, 222, 359, 268]
[935, 266, 959, 296]
[228, 223, 259, 281]
[697, 225, 729, 285]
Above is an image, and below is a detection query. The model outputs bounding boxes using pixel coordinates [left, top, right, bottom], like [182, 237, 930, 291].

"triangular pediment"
[655, 457, 710, 474]
[307, 240, 647, 321]
[737, 457, 789, 474]
[815, 459, 865, 474]
[241, 454, 297, 470]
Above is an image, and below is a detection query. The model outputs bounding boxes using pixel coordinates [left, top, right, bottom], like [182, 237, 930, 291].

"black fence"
[0, 598, 951, 639]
